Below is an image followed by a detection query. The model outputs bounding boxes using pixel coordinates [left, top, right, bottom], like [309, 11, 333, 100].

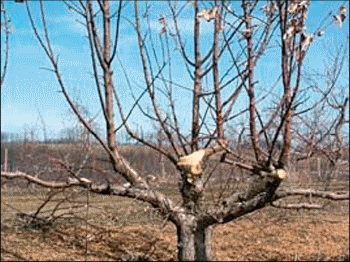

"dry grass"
[1, 186, 349, 261]
[1, 142, 349, 260]
[212, 203, 349, 261]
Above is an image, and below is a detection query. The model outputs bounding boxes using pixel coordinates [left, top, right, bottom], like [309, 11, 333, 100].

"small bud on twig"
[333, 6, 346, 27]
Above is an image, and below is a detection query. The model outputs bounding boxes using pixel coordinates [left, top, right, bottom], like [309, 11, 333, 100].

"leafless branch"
[134, 1, 181, 157]
[271, 202, 323, 210]
[191, 0, 202, 151]
[243, 0, 263, 164]
[1, 2, 10, 87]
[274, 188, 349, 201]
[213, 0, 224, 142]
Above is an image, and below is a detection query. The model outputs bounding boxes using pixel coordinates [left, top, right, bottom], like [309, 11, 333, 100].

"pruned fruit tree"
[2, 1, 349, 260]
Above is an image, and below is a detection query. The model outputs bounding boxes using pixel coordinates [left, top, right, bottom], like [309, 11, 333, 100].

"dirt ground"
[1, 201, 349, 261]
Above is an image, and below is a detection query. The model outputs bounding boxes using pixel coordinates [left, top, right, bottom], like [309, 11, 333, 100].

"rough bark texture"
[243, 0, 261, 164]
[177, 216, 211, 261]
[213, 1, 223, 141]
[191, 0, 202, 151]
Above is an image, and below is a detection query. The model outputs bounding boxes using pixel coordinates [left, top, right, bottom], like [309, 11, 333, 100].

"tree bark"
[191, 0, 202, 151]
[177, 218, 211, 261]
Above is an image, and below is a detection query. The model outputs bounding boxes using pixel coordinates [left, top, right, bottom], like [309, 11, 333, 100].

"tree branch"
[243, 0, 262, 164]
[213, 0, 224, 141]
[271, 202, 323, 210]
[134, 1, 181, 157]
[0, 2, 10, 87]
[191, 0, 202, 151]
[1, 170, 181, 225]
[274, 189, 349, 201]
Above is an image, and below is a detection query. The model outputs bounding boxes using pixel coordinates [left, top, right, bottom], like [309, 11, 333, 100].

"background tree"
[1, 1, 12, 87]
[2, 1, 349, 261]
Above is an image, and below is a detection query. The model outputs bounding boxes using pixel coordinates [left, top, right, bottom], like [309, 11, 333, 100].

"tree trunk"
[177, 220, 212, 261]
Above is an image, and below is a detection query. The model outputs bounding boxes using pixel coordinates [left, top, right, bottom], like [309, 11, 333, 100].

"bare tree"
[2, 1, 349, 260]
[1, 1, 11, 87]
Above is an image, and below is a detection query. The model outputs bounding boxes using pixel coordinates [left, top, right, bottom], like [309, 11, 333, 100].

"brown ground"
[1, 201, 349, 261]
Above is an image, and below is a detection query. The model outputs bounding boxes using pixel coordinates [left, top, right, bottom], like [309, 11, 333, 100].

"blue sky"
[1, 1, 349, 142]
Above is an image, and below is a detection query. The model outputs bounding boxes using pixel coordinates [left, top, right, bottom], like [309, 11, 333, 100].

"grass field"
[1, 182, 349, 261]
